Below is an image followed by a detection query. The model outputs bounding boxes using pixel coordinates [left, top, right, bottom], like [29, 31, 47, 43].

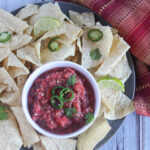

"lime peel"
[97, 76, 125, 92]
[34, 17, 60, 37]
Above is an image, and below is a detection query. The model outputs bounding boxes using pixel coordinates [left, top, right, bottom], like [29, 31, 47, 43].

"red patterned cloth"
[56, 0, 150, 116]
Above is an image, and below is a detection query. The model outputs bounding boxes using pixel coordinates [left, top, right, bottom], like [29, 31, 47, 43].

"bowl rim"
[22, 61, 101, 138]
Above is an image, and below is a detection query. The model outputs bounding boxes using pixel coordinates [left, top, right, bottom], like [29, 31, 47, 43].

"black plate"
[11, 1, 135, 150]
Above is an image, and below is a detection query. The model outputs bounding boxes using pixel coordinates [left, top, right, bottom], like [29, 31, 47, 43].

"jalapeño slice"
[0, 32, 12, 43]
[51, 86, 64, 96]
[51, 95, 63, 109]
[48, 37, 61, 52]
[60, 88, 74, 102]
[87, 29, 103, 42]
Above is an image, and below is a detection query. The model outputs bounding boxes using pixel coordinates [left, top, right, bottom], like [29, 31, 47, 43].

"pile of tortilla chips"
[0, 2, 135, 150]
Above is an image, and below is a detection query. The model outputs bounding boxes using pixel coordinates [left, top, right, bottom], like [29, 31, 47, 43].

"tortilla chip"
[4, 53, 29, 78]
[0, 47, 11, 62]
[101, 88, 135, 120]
[63, 23, 83, 43]
[81, 26, 113, 69]
[69, 11, 95, 27]
[77, 38, 82, 52]
[71, 50, 80, 63]
[65, 56, 73, 61]
[17, 45, 41, 66]
[5, 53, 21, 68]
[0, 89, 22, 105]
[16, 4, 39, 19]
[29, 2, 67, 26]
[88, 68, 100, 81]
[69, 41, 81, 63]
[97, 103, 104, 117]
[0, 108, 23, 150]
[35, 41, 41, 63]
[0, 22, 12, 33]
[25, 62, 32, 72]
[16, 75, 28, 88]
[108, 55, 132, 83]
[0, 67, 18, 91]
[33, 142, 46, 150]
[55, 34, 71, 46]
[0, 34, 32, 50]
[11, 106, 40, 147]
[40, 136, 77, 150]
[110, 27, 118, 35]
[77, 115, 111, 150]
[0, 84, 7, 93]
[0, 9, 28, 33]
[101, 88, 117, 111]
[20, 59, 26, 65]
[95, 21, 102, 26]
[41, 43, 76, 64]
[95, 34, 130, 76]
[31, 64, 38, 72]
[35, 22, 82, 46]
[24, 25, 33, 35]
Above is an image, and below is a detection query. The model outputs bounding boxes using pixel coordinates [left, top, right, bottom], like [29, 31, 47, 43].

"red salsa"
[28, 67, 95, 134]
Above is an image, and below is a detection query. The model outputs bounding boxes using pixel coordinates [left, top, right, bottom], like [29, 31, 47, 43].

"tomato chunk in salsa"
[28, 67, 95, 134]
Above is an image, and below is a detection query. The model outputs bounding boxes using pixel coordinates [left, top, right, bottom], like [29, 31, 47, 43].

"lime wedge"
[34, 17, 60, 36]
[97, 76, 125, 92]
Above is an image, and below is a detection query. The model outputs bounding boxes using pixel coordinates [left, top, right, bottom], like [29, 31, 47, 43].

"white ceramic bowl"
[22, 61, 101, 138]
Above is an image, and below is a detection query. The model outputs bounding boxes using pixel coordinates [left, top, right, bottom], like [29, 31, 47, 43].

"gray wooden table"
[0, 0, 150, 150]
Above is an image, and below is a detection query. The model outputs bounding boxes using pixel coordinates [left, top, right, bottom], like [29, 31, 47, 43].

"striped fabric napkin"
[56, 0, 150, 116]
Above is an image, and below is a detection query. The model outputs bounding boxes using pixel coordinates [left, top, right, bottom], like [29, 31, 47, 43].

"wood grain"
[0, 0, 150, 150]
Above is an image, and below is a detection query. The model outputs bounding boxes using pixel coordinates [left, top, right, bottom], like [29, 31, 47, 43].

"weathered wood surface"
[0, 0, 150, 150]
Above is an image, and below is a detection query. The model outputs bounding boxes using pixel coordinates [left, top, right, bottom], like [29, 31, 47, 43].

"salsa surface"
[28, 67, 95, 134]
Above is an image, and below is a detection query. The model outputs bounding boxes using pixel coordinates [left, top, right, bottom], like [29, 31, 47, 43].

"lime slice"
[34, 17, 60, 36]
[97, 76, 125, 92]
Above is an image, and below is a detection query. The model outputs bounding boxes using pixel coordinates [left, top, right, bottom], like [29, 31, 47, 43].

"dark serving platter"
[11, 1, 135, 150]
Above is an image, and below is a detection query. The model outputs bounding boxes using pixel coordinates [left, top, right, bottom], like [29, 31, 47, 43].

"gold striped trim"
[98, 0, 114, 15]
[136, 83, 150, 91]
